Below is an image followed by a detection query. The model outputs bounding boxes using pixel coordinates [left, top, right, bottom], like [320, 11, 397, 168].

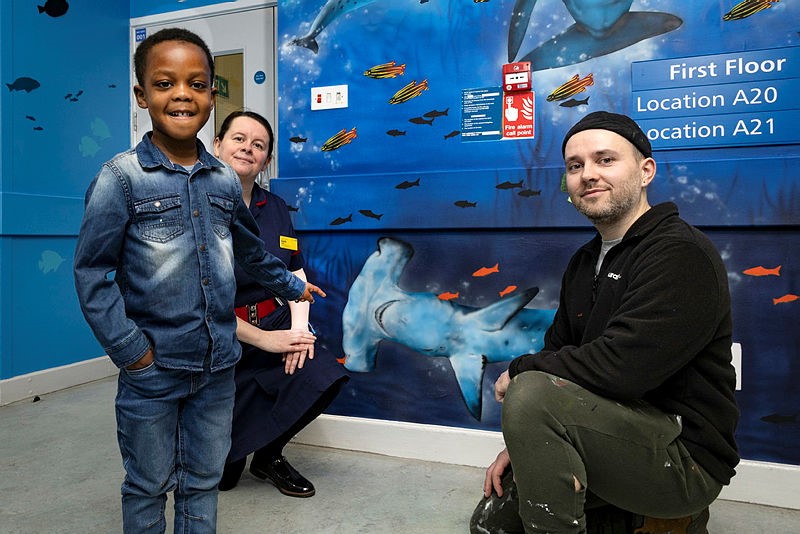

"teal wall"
[0, 0, 130, 378]
[0, 0, 234, 380]
[131, 0, 226, 18]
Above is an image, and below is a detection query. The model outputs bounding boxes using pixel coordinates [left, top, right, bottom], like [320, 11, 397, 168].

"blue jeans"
[115, 360, 236, 533]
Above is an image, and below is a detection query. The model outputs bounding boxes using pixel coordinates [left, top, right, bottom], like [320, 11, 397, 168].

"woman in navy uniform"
[213, 111, 349, 497]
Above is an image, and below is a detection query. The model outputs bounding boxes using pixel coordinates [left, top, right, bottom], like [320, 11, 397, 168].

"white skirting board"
[2, 361, 797, 510]
[0, 356, 117, 406]
[293, 414, 800, 511]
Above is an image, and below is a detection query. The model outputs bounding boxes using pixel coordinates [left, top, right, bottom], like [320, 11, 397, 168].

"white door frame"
[129, 0, 276, 27]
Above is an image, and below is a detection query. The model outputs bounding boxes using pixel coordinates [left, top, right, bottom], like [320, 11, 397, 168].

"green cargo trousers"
[470, 371, 722, 533]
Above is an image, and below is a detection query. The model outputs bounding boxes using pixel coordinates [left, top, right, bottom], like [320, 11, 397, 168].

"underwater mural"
[342, 237, 556, 419]
[272, 0, 800, 465]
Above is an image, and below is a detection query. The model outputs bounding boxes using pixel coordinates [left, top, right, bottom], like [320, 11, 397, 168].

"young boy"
[73, 28, 324, 533]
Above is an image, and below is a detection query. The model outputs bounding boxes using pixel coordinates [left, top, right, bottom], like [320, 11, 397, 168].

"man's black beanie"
[561, 111, 652, 158]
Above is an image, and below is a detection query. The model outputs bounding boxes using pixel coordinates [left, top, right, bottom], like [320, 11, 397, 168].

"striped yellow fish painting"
[363, 60, 406, 79]
[321, 127, 357, 152]
[389, 79, 429, 104]
[723, 0, 779, 21]
[546, 73, 594, 102]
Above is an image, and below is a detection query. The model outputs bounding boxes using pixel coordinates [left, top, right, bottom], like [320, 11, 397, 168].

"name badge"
[280, 236, 298, 251]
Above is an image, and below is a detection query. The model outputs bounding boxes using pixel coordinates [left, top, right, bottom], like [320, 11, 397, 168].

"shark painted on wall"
[508, 0, 682, 70]
[342, 237, 556, 419]
[291, 0, 382, 54]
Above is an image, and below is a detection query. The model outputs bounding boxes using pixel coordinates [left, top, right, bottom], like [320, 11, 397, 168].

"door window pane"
[214, 53, 244, 137]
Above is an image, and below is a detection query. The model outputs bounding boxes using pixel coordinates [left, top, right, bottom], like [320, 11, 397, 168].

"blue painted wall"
[272, 0, 800, 467]
[131, 0, 229, 18]
[0, 0, 130, 378]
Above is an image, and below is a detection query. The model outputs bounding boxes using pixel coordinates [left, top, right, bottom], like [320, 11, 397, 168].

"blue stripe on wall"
[1, 193, 83, 236]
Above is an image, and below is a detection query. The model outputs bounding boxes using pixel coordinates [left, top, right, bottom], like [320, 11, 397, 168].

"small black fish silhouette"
[108, 84, 117, 88]
[560, 96, 590, 108]
[38, 0, 69, 18]
[387, 129, 406, 137]
[6, 77, 40, 93]
[287, 205, 299, 212]
[75, 90, 83, 97]
[409, 116, 434, 126]
[395, 178, 420, 189]
[330, 214, 353, 225]
[496, 180, 524, 190]
[64, 93, 72, 99]
[69, 97, 79, 102]
[518, 189, 541, 197]
[444, 130, 460, 140]
[33, 126, 44, 131]
[423, 107, 449, 118]
[359, 209, 383, 220]
[25, 115, 36, 121]
[289, 136, 307, 143]
[760, 412, 799, 424]
[454, 200, 477, 208]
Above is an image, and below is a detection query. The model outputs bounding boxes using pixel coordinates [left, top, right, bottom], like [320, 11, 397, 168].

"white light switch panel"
[311, 84, 349, 110]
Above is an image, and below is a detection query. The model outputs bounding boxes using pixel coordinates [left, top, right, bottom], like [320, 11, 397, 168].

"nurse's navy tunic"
[227, 184, 348, 463]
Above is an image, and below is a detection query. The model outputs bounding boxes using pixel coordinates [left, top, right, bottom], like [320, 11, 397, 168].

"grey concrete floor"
[1, 376, 799, 533]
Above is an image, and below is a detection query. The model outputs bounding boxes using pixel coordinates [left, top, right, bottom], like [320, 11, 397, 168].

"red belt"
[234, 298, 279, 326]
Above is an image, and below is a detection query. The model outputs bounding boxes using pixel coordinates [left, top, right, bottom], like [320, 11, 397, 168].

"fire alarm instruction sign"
[461, 87, 503, 142]
[461, 87, 535, 141]
[502, 91, 535, 139]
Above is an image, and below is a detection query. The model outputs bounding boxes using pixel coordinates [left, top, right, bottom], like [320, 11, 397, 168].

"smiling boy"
[74, 28, 324, 533]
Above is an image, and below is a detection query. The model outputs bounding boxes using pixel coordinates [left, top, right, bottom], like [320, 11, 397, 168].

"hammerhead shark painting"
[342, 238, 556, 419]
[509, 0, 682, 70]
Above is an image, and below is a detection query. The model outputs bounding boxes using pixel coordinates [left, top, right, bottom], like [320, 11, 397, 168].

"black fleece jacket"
[508, 202, 739, 485]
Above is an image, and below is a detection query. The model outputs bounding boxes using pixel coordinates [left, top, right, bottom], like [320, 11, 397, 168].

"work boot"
[586, 505, 636, 534]
[632, 507, 710, 534]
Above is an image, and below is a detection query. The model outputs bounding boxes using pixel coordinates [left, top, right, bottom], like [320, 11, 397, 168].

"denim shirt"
[74, 134, 306, 371]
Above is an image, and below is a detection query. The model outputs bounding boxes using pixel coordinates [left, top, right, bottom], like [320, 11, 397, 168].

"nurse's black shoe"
[249, 454, 315, 498]
[218, 457, 246, 491]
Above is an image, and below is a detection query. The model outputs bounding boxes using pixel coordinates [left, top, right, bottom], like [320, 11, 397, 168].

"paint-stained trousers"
[470, 371, 721, 534]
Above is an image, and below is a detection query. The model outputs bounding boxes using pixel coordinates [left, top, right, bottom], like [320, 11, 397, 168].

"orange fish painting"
[546, 73, 594, 102]
[473, 263, 500, 277]
[743, 265, 781, 277]
[321, 127, 357, 151]
[773, 294, 799, 305]
[438, 291, 460, 301]
[499, 285, 518, 297]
